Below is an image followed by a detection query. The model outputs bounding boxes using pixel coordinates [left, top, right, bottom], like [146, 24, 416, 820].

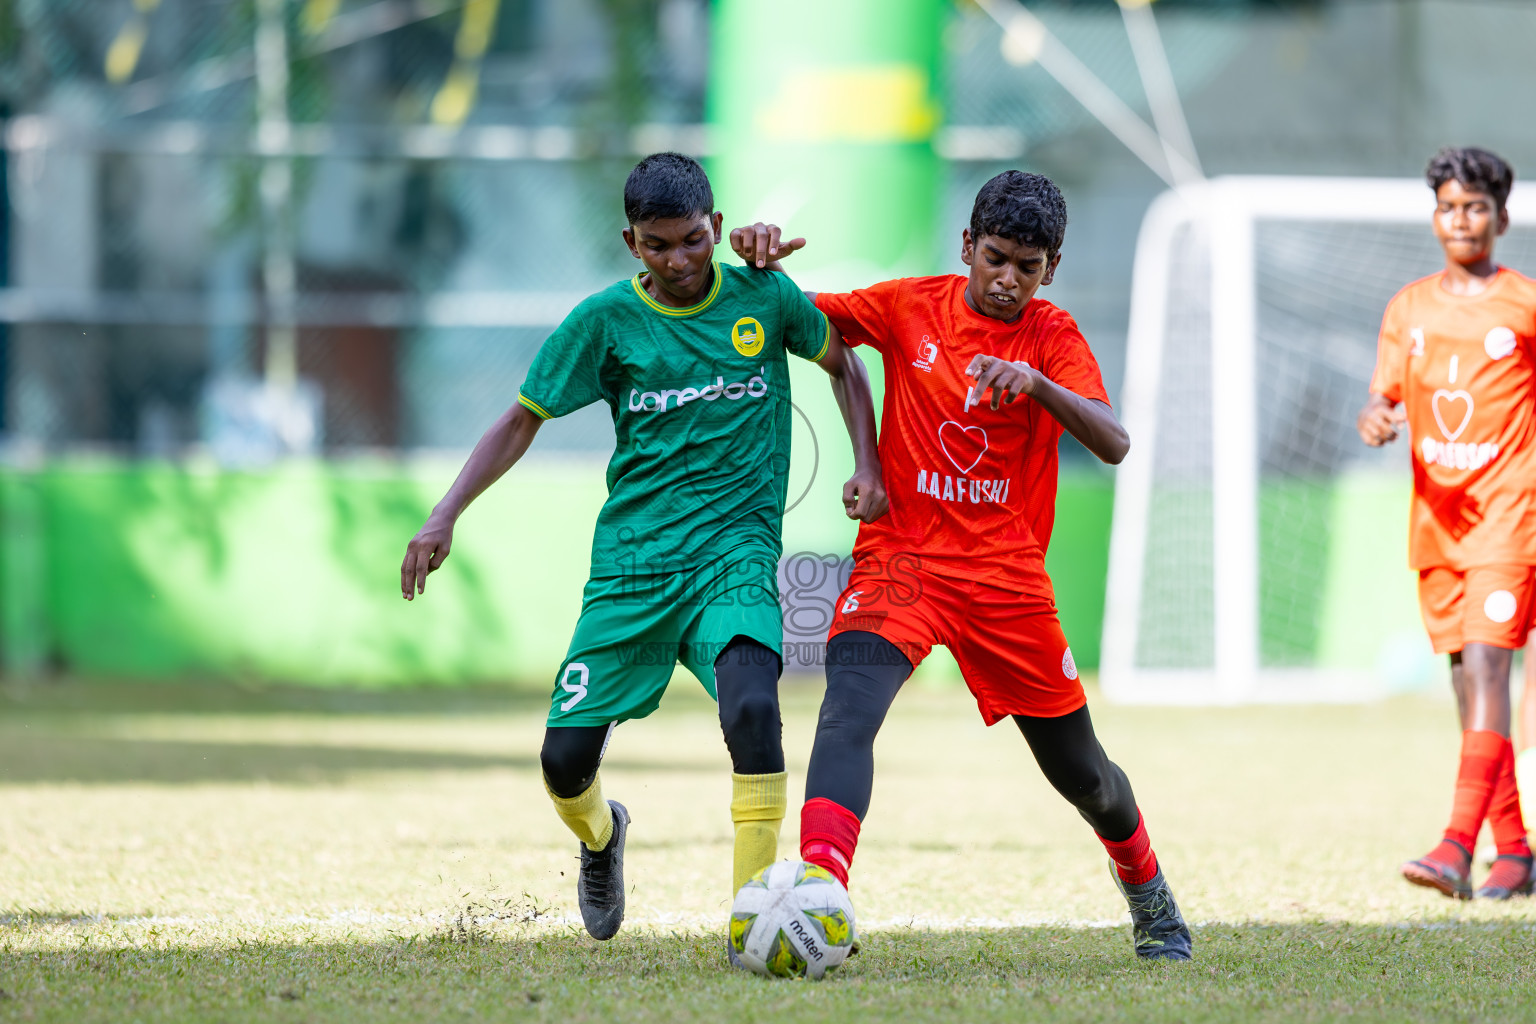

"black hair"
[1426, 147, 1514, 211]
[624, 152, 713, 225]
[969, 170, 1068, 257]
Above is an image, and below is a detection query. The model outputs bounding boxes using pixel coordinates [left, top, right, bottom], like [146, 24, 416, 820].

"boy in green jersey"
[400, 153, 885, 944]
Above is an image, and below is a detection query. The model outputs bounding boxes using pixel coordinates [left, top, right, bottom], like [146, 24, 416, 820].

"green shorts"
[546, 556, 783, 727]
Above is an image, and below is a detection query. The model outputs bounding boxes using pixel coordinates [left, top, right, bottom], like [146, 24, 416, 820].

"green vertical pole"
[708, 0, 944, 556]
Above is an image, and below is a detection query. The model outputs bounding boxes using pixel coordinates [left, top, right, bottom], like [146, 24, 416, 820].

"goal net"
[1101, 176, 1536, 704]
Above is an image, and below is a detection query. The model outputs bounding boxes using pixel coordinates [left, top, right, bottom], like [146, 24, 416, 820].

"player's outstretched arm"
[1357, 393, 1406, 446]
[817, 324, 888, 523]
[967, 355, 1130, 465]
[400, 403, 544, 600]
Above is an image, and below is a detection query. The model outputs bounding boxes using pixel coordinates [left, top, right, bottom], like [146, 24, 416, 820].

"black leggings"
[540, 635, 784, 798]
[803, 630, 1140, 841]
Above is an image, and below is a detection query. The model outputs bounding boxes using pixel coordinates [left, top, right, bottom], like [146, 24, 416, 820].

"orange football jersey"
[815, 275, 1109, 592]
[1371, 268, 1536, 570]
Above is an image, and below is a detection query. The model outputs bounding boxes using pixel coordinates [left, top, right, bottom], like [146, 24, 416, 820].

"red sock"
[1445, 730, 1508, 851]
[1420, 837, 1472, 871]
[1100, 812, 1159, 886]
[800, 797, 861, 888]
[1487, 741, 1531, 857]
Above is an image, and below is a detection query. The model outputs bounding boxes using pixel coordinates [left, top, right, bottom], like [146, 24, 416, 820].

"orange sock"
[1487, 741, 1531, 857]
[1445, 730, 1508, 851]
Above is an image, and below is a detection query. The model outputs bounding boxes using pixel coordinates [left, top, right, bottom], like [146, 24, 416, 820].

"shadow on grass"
[0, 732, 713, 785]
[0, 677, 555, 717]
[1, 923, 1535, 1022]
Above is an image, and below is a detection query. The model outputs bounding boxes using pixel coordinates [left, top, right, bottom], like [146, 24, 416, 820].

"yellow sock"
[545, 773, 614, 852]
[731, 771, 788, 894]
[1517, 748, 1536, 838]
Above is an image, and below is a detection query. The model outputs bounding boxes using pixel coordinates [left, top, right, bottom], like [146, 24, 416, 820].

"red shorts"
[828, 557, 1085, 725]
[1418, 564, 1536, 654]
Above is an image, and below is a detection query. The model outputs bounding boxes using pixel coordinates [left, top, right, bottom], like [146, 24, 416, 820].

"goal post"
[1101, 176, 1536, 704]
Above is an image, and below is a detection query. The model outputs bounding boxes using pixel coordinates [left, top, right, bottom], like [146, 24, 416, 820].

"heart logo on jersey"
[938, 421, 989, 474]
[1431, 388, 1474, 441]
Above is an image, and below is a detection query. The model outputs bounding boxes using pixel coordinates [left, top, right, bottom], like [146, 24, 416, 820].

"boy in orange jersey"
[732, 171, 1192, 960]
[1359, 146, 1536, 900]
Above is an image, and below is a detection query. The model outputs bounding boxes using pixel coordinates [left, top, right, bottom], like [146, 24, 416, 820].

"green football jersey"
[518, 261, 830, 577]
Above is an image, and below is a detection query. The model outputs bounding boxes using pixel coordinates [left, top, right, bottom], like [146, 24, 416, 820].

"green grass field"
[3, 675, 1536, 1022]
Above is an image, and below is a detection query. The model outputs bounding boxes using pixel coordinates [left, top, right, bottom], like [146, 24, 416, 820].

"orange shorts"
[1417, 564, 1536, 654]
[828, 557, 1085, 725]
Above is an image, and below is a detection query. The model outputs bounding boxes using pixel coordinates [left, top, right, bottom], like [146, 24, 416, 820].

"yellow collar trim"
[631, 262, 723, 317]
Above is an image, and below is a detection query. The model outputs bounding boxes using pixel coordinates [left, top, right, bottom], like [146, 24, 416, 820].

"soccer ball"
[729, 860, 856, 980]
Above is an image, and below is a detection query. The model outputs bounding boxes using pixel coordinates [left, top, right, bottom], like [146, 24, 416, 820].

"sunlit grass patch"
[3, 676, 1536, 1020]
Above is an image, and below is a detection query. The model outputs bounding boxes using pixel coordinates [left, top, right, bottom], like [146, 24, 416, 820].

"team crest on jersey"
[1486, 326, 1517, 360]
[732, 317, 765, 357]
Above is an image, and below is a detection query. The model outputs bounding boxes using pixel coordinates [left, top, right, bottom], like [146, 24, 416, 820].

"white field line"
[1, 909, 1126, 932]
[4, 910, 1533, 936]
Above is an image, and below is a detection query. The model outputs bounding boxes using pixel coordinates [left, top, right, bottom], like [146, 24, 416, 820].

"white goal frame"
[1101, 175, 1536, 705]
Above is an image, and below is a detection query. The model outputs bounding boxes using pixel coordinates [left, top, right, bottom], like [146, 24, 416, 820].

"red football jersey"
[816, 275, 1110, 591]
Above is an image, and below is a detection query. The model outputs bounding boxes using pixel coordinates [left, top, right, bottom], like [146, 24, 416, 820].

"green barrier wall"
[0, 459, 1117, 687]
[7, 458, 607, 686]
[0, 459, 1431, 689]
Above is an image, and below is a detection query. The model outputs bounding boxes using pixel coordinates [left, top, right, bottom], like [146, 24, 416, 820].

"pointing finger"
[754, 223, 771, 268]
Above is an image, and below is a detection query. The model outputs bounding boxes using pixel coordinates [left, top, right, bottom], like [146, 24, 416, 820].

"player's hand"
[966, 354, 1039, 410]
[729, 222, 806, 269]
[1357, 396, 1406, 447]
[843, 465, 889, 523]
[401, 514, 454, 600]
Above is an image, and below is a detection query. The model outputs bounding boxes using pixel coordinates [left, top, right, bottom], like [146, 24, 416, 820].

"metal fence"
[0, 0, 712, 460]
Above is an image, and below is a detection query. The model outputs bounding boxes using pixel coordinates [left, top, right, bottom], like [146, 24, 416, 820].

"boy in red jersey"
[1359, 147, 1536, 900]
[732, 171, 1192, 960]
